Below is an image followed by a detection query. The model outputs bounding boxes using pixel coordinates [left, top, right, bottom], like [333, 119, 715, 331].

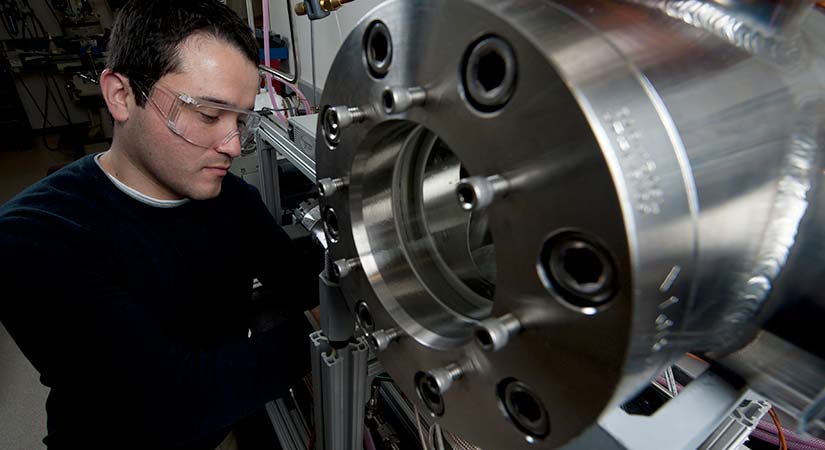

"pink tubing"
[262, 0, 312, 122]
[750, 428, 825, 450]
[757, 418, 825, 450]
[364, 427, 378, 450]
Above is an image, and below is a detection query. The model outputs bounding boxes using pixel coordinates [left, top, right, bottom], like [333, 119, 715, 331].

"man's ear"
[100, 69, 133, 123]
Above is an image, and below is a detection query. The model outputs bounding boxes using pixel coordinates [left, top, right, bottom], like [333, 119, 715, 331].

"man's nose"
[216, 132, 242, 159]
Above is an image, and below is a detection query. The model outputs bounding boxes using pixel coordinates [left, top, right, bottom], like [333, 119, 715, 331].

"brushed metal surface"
[314, 1, 825, 447]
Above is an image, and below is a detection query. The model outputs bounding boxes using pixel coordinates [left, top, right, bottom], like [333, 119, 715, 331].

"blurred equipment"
[294, 0, 355, 20]
[310, 0, 825, 449]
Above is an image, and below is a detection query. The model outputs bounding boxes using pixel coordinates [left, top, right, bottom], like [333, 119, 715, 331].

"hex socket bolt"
[317, 177, 347, 198]
[370, 327, 402, 351]
[456, 174, 510, 211]
[426, 363, 464, 395]
[332, 258, 360, 279]
[382, 86, 427, 114]
[328, 105, 366, 130]
[476, 313, 522, 352]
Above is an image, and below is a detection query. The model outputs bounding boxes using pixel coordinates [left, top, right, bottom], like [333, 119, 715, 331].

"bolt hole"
[356, 301, 374, 330]
[415, 371, 445, 416]
[457, 184, 475, 210]
[510, 390, 542, 424]
[537, 232, 618, 309]
[498, 378, 550, 440]
[322, 106, 340, 148]
[382, 89, 394, 112]
[365, 21, 392, 77]
[563, 247, 604, 286]
[323, 207, 340, 243]
[462, 35, 516, 112]
[476, 50, 506, 93]
[370, 30, 388, 64]
[475, 328, 494, 350]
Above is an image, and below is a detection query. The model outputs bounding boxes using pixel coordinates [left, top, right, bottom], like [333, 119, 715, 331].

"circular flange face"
[315, 0, 696, 448]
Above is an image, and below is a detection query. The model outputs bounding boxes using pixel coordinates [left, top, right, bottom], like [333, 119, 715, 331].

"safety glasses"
[134, 79, 261, 149]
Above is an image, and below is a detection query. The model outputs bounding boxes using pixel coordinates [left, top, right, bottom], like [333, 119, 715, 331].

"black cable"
[41, 74, 60, 119]
[41, 78, 60, 151]
[16, 72, 55, 128]
[47, 72, 71, 124]
[42, 72, 50, 126]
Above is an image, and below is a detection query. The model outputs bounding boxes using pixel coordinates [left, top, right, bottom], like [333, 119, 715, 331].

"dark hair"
[107, 0, 259, 107]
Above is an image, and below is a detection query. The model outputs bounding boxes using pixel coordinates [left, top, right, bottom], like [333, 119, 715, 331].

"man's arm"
[0, 229, 311, 447]
[244, 183, 322, 315]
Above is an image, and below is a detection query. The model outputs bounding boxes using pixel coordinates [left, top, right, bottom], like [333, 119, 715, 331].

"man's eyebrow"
[197, 95, 254, 110]
[198, 96, 235, 107]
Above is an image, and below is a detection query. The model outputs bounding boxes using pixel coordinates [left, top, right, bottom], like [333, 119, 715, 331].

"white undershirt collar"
[94, 153, 189, 208]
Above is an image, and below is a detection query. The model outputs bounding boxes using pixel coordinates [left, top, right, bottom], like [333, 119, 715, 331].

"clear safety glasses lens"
[142, 83, 261, 149]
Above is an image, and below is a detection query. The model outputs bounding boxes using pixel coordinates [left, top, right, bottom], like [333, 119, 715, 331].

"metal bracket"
[311, 331, 371, 450]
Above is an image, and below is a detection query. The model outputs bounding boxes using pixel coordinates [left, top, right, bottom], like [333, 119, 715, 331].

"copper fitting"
[294, 2, 308, 15]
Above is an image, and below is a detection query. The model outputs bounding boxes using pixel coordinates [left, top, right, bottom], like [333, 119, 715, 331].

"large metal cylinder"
[315, 1, 825, 447]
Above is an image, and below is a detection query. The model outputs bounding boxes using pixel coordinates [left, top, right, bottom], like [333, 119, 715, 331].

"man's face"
[127, 35, 260, 200]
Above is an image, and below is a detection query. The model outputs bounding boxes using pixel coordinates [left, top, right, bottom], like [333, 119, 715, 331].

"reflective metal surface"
[258, 117, 317, 180]
[315, 0, 825, 447]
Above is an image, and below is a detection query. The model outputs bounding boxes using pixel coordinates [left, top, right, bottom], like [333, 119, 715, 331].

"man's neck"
[99, 145, 184, 201]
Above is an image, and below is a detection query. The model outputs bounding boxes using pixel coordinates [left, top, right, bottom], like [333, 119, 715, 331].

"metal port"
[333, 258, 359, 279]
[498, 378, 550, 442]
[322, 106, 365, 148]
[538, 232, 618, 311]
[382, 89, 395, 112]
[365, 21, 392, 77]
[355, 301, 375, 332]
[369, 328, 401, 351]
[382, 86, 427, 114]
[475, 327, 495, 351]
[456, 174, 509, 211]
[323, 206, 340, 244]
[475, 313, 521, 352]
[415, 371, 446, 416]
[317, 177, 346, 198]
[456, 182, 477, 211]
[462, 36, 517, 112]
[322, 105, 342, 147]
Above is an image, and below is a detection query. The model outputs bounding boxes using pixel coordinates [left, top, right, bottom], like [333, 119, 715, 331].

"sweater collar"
[93, 153, 189, 209]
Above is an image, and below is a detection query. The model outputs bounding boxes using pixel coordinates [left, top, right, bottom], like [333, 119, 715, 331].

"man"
[0, 1, 318, 448]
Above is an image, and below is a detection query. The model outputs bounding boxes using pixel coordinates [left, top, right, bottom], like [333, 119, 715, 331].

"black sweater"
[0, 155, 315, 449]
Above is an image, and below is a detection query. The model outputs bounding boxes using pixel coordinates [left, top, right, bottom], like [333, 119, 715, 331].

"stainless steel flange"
[315, 0, 825, 447]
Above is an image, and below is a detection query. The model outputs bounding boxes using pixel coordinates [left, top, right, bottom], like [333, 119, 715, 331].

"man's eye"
[199, 113, 219, 124]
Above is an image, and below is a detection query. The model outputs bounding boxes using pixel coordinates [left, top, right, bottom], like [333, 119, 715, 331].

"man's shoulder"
[213, 171, 265, 212]
[219, 171, 258, 199]
[0, 154, 107, 240]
